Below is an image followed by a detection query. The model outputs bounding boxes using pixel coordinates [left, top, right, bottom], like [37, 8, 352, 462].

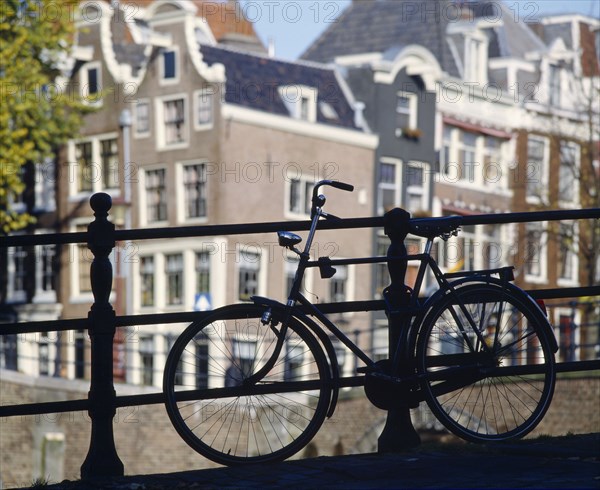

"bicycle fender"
[409, 278, 558, 354]
[251, 297, 340, 417]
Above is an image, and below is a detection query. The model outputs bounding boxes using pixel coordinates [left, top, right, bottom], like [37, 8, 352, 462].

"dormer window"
[549, 63, 561, 107]
[464, 35, 487, 84]
[278, 85, 317, 122]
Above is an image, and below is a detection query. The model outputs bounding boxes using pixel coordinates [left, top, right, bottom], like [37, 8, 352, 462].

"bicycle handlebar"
[310, 180, 354, 219]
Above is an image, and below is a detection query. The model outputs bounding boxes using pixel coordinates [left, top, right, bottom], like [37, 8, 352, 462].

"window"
[165, 254, 184, 306]
[329, 265, 347, 303]
[139, 335, 154, 386]
[76, 224, 92, 294]
[35, 243, 56, 300]
[183, 164, 207, 219]
[74, 329, 86, 379]
[140, 256, 155, 307]
[441, 126, 453, 176]
[35, 158, 56, 211]
[405, 162, 428, 213]
[195, 252, 210, 294]
[482, 224, 502, 269]
[395, 92, 416, 130]
[7, 245, 27, 302]
[372, 322, 388, 362]
[375, 235, 389, 297]
[525, 222, 546, 279]
[229, 339, 256, 383]
[460, 132, 477, 182]
[238, 252, 260, 301]
[459, 225, 476, 271]
[145, 169, 167, 222]
[483, 136, 503, 188]
[549, 63, 560, 107]
[195, 89, 213, 128]
[81, 62, 102, 105]
[0, 335, 18, 371]
[378, 159, 401, 214]
[278, 85, 317, 122]
[70, 136, 120, 196]
[75, 141, 94, 193]
[135, 100, 150, 135]
[285, 343, 304, 381]
[526, 136, 548, 201]
[465, 37, 484, 83]
[285, 256, 299, 297]
[559, 142, 579, 203]
[101, 138, 119, 190]
[288, 178, 314, 215]
[39, 334, 50, 376]
[164, 98, 186, 145]
[162, 49, 177, 81]
[194, 334, 209, 389]
[558, 222, 577, 282]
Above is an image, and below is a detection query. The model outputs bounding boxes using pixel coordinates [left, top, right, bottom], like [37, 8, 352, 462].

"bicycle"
[163, 180, 558, 466]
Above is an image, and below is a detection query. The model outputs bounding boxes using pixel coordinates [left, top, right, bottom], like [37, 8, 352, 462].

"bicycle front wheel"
[416, 283, 556, 442]
[163, 304, 332, 465]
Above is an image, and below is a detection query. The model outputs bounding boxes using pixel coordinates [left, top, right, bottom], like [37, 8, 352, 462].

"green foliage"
[0, 0, 89, 234]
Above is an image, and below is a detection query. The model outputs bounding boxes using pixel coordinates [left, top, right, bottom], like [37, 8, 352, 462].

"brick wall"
[1, 371, 598, 487]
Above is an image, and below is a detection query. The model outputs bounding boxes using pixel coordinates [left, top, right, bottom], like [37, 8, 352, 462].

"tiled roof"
[301, 0, 460, 77]
[200, 45, 358, 129]
[301, 0, 547, 74]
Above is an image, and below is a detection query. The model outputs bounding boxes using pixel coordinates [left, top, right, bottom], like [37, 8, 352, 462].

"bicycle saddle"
[409, 216, 462, 239]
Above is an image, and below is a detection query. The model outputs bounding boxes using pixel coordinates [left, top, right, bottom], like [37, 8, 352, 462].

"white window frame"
[134, 99, 151, 138]
[155, 93, 189, 150]
[525, 135, 550, 205]
[139, 165, 169, 226]
[285, 176, 316, 219]
[159, 46, 180, 86]
[176, 161, 208, 224]
[377, 157, 402, 215]
[193, 88, 214, 130]
[6, 234, 27, 303]
[33, 230, 57, 304]
[464, 33, 488, 84]
[524, 221, 548, 284]
[237, 247, 266, 302]
[278, 85, 318, 122]
[557, 221, 579, 287]
[558, 141, 580, 206]
[69, 219, 95, 302]
[34, 157, 56, 212]
[80, 61, 102, 107]
[394, 90, 417, 132]
[548, 62, 561, 107]
[67, 134, 120, 200]
[404, 161, 429, 213]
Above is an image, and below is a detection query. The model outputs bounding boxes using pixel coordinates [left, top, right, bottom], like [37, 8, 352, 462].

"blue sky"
[238, 0, 600, 61]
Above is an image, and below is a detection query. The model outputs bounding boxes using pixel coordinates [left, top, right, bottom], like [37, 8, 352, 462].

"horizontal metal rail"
[1, 362, 597, 418]
[3, 208, 599, 248]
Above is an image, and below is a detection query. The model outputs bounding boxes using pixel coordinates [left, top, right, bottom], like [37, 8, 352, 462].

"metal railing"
[1, 193, 599, 478]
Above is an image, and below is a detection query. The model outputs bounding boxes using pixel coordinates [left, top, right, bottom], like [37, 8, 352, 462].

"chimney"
[268, 37, 275, 58]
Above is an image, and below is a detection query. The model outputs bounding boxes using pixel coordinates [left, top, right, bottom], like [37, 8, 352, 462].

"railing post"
[378, 208, 421, 453]
[81, 193, 124, 479]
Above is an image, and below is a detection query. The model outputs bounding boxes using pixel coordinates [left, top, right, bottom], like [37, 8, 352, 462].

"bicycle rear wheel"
[163, 304, 332, 465]
[416, 283, 556, 442]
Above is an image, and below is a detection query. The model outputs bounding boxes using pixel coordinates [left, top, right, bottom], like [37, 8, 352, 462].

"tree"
[0, 0, 89, 234]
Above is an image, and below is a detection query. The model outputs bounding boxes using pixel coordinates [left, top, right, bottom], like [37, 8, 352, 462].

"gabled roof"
[301, 0, 460, 77]
[200, 44, 358, 129]
[301, 0, 548, 76]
